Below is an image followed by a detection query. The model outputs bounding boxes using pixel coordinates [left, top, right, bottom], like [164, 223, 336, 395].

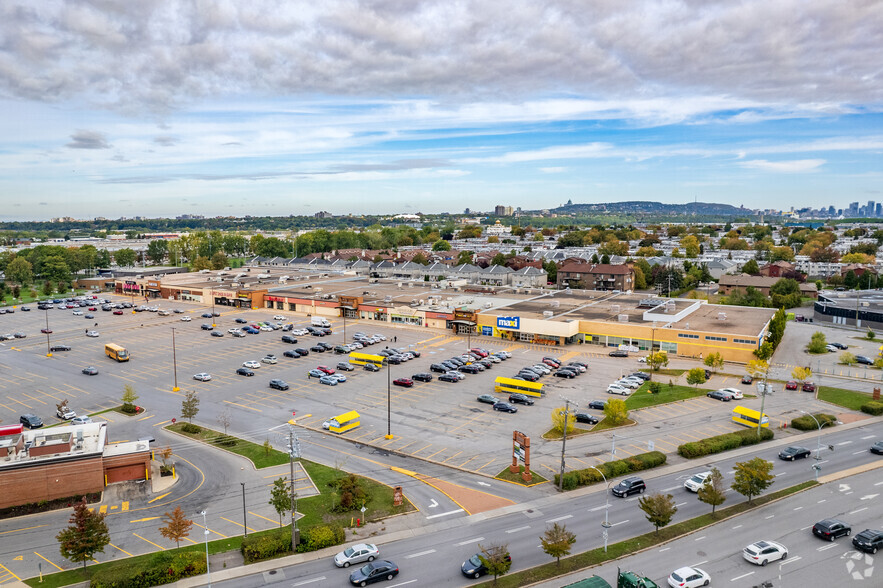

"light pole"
[385, 359, 393, 439]
[587, 466, 612, 552]
[171, 327, 179, 392]
[198, 510, 211, 587]
[800, 410, 828, 480]
[44, 307, 52, 357]
[557, 398, 574, 492]
[241, 482, 247, 537]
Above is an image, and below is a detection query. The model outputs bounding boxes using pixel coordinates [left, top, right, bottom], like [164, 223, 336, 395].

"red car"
[40, 328, 52, 334]
[316, 365, 335, 375]
[785, 380, 798, 390]
[393, 378, 414, 387]
[802, 381, 817, 392]
[88, 307, 97, 311]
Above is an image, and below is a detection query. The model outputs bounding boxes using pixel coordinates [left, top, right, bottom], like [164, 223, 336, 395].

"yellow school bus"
[732, 405, 769, 428]
[348, 352, 386, 368]
[105, 343, 130, 362]
[327, 411, 360, 434]
[494, 376, 545, 398]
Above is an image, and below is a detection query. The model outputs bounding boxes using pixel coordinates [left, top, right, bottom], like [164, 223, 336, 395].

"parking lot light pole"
[557, 398, 574, 492]
[198, 510, 211, 587]
[171, 327, 179, 392]
[800, 410, 825, 470]
[587, 466, 612, 552]
[44, 308, 52, 357]
[385, 361, 393, 439]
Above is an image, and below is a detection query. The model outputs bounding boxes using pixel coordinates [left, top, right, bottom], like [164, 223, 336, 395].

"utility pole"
[557, 398, 573, 492]
[171, 327, 179, 392]
[757, 364, 771, 439]
[241, 482, 247, 537]
[287, 425, 300, 548]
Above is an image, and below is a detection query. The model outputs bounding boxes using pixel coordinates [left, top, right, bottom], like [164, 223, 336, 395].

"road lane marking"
[425, 509, 464, 520]
[129, 516, 161, 523]
[406, 549, 436, 558]
[800, 525, 813, 531]
[694, 536, 705, 542]
[817, 544, 838, 551]
[692, 560, 708, 566]
[0, 563, 20, 581]
[147, 493, 170, 504]
[817, 499, 827, 503]
[836, 440, 852, 445]
[862, 435, 876, 440]
[506, 525, 531, 533]
[730, 572, 754, 582]
[292, 577, 326, 586]
[389, 581, 417, 588]
[546, 515, 573, 523]
[248, 511, 279, 525]
[0, 524, 47, 536]
[854, 450, 869, 455]
[662, 486, 681, 492]
[589, 505, 607, 512]
[732, 524, 742, 530]
[456, 537, 484, 546]
[850, 507, 869, 515]
[765, 515, 774, 519]
[659, 547, 670, 552]
[793, 506, 803, 511]
[675, 502, 687, 507]
[610, 520, 629, 527]
[875, 481, 883, 486]
[781, 556, 801, 567]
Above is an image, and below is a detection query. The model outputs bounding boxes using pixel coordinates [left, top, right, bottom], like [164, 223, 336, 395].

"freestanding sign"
[393, 486, 403, 506]
[510, 431, 532, 482]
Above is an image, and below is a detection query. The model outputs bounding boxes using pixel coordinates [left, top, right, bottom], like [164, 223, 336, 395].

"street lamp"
[171, 327, 179, 392]
[799, 410, 831, 480]
[198, 510, 211, 587]
[44, 307, 52, 357]
[587, 466, 613, 552]
[385, 359, 393, 440]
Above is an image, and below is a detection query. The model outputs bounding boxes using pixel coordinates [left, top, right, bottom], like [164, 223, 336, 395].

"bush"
[554, 451, 666, 490]
[121, 403, 138, 414]
[861, 401, 883, 416]
[90, 551, 206, 587]
[678, 427, 774, 458]
[181, 423, 202, 434]
[790, 413, 837, 431]
[648, 381, 662, 394]
[297, 524, 345, 553]
[242, 527, 292, 563]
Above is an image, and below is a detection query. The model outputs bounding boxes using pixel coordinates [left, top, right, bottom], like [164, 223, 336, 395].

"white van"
[311, 317, 331, 328]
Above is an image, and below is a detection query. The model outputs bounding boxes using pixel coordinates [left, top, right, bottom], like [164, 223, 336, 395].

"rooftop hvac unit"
[384, 295, 392, 302]
[718, 312, 728, 321]
[550, 300, 560, 308]
[618, 314, 629, 322]
[543, 310, 554, 318]
[397, 283, 403, 289]
[484, 302, 493, 308]
[611, 305, 620, 313]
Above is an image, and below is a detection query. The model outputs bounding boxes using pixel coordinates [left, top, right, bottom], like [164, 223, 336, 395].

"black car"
[82, 366, 99, 375]
[830, 342, 847, 350]
[460, 365, 481, 374]
[629, 372, 651, 381]
[20, 414, 43, 429]
[283, 350, 300, 358]
[493, 401, 517, 413]
[412, 373, 433, 382]
[812, 519, 851, 541]
[349, 560, 399, 586]
[554, 369, 576, 378]
[235, 318, 248, 324]
[611, 476, 645, 497]
[779, 446, 812, 460]
[853, 529, 883, 554]
[269, 379, 290, 391]
[461, 552, 511, 579]
[364, 363, 381, 372]
[310, 345, 325, 353]
[438, 373, 459, 382]
[448, 358, 465, 366]
[201, 312, 213, 318]
[508, 393, 534, 406]
[707, 390, 732, 402]
[871, 441, 883, 455]
[609, 349, 629, 357]
[210, 331, 224, 337]
[282, 335, 298, 344]
[856, 355, 874, 365]
[588, 400, 607, 410]
[575, 412, 599, 424]
[386, 356, 402, 365]
[50, 344, 72, 352]
[201, 324, 213, 330]
[295, 348, 310, 356]
[517, 371, 540, 382]
[236, 367, 255, 377]
[317, 341, 334, 350]
[430, 363, 447, 373]
[741, 375, 754, 384]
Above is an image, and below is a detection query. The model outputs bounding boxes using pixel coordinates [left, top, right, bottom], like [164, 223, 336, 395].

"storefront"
[451, 309, 477, 334]
[390, 307, 422, 326]
[338, 296, 362, 320]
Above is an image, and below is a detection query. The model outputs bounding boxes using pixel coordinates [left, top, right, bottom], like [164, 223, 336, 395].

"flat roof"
[0, 423, 106, 468]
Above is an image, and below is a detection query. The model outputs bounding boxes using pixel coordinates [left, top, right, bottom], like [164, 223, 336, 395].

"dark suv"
[853, 529, 883, 553]
[20, 414, 43, 429]
[812, 519, 851, 541]
[611, 477, 645, 497]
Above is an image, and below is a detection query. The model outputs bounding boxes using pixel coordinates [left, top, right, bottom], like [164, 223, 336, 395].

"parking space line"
[442, 451, 463, 464]
[221, 516, 258, 533]
[194, 522, 227, 538]
[411, 443, 433, 455]
[457, 454, 481, 468]
[109, 542, 134, 557]
[133, 533, 166, 550]
[33, 551, 63, 571]
[222, 400, 261, 412]
[425, 447, 449, 460]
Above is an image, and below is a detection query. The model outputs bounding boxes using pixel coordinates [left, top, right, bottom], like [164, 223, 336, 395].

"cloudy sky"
[0, 0, 881, 220]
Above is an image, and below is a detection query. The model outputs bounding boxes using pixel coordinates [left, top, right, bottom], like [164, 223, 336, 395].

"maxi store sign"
[497, 316, 520, 330]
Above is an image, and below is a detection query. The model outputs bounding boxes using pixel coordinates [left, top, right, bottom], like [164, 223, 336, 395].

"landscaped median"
[625, 382, 711, 410]
[166, 421, 289, 468]
[554, 451, 666, 491]
[677, 427, 774, 458]
[474, 480, 817, 588]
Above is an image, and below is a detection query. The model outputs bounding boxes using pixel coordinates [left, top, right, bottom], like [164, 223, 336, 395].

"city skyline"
[0, 1, 881, 221]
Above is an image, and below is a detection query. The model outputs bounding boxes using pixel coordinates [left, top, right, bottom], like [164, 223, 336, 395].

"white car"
[71, 415, 92, 425]
[228, 328, 241, 334]
[718, 387, 743, 399]
[498, 350, 512, 358]
[85, 330, 99, 337]
[667, 566, 710, 588]
[242, 360, 261, 369]
[193, 373, 212, 381]
[72, 310, 83, 316]
[273, 315, 286, 321]
[292, 328, 308, 336]
[743, 540, 787, 566]
[181, 316, 192, 322]
[334, 543, 380, 568]
[486, 355, 501, 363]
[446, 371, 466, 380]
[637, 356, 648, 363]
[259, 325, 274, 332]
[607, 384, 631, 395]
[683, 471, 712, 492]
[616, 379, 642, 389]
[262, 355, 278, 364]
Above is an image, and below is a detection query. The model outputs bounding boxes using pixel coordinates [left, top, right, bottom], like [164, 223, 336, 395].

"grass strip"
[625, 384, 710, 410]
[543, 426, 594, 440]
[166, 422, 289, 468]
[639, 368, 686, 376]
[474, 480, 817, 587]
[495, 465, 549, 486]
[591, 417, 635, 432]
[818, 386, 875, 411]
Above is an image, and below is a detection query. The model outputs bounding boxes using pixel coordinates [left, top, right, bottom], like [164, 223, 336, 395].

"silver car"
[334, 543, 380, 568]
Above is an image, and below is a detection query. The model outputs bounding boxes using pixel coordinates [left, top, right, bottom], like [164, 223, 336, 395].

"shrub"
[181, 423, 202, 434]
[554, 451, 666, 490]
[678, 428, 774, 458]
[861, 401, 883, 416]
[297, 524, 346, 553]
[242, 527, 292, 563]
[121, 404, 138, 414]
[648, 381, 662, 394]
[790, 413, 837, 431]
[90, 551, 206, 587]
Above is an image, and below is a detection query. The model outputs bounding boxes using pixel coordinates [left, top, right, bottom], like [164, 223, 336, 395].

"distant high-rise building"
[876, 204, 882, 217]
[464, 208, 471, 214]
[314, 211, 332, 218]
[494, 205, 514, 216]
[828, 206, 836, 215]
[848, 202, 860, 215]
[869, 201, 876, 217]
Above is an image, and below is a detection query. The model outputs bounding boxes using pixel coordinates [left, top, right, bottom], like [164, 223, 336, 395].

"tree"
[181, 390, 200, 423]
[456, 250, 474, 265]
[477, 543, 512, 584]
[770, 278, 801, 309]
[638, 492, 677, 535]
[646, 350, 669, 372]
[269, 477, 291, 526]
[807, 331, 828, 354]
[121, 384, 139, 413]
[490, 252, 507, 267]
[731, 457, 775, 504]
[697, 467, 727, 516]
[158, 506, 193, 547]
[753, 341, 774, 360]
[792, 366, 812, 383]
[540, 522, 576, 567]
[839, 352, 856, 366]
[191, 255, 212, 271]
[603, 398, 629, 426]
[411, 252, 428, 265]
[686, 367, 707, 388]
[210, 251, 228, 270]
[146, 240, 168, 264]
[5, 257, 33, 285]
[746, 359, 770, 382]
[432, 239, 451, 251]
[216, 407, 232, 436]
[56, 498, 110, 571]
[114, 248, 137, 267]
[551, 407, 576, 434]
[42, 280, 53, 296]
[704, 352, 724, 373]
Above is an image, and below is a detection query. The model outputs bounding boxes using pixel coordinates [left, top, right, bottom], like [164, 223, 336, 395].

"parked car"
[412, 373, 432, 382]
[517, 371, 540, 382]
[554, 369, 576, 378]
[269, 379, 290, 391]
[707, 390, 733, 402]
[319, 375, 338, 386]
[85, 330, 99, 337]
[812, 519, 851, 541]
[856, 355, 874, 365]
[337, 362, 355, 372]
[56, 405, 77, 419]
[364, 363, 380, 372]
[477, 394, 499, 405]
[853, 529, 883, 554]
[508, 393, 534, 406]
[243, 360, 261, 369]
[779, 446, 811, 461]
[742, 540, 787, 565]
[20, 414, 43, 428]
[741, 375, 754, 384]
[611, 477, 645, 497]
[71, 415, 92, 425]
[667, 566, 710, 588]
[334, 543, 380, 568]
[785, 380, 799, 390]
[236, 367, 254, 377]
[830, 342, 847, 349]
[294, 348, 309, 356]
[609, 349, 629, 357]
[261, 355, 278, 364]
[461, 552, 511, 579]
[235, 317, 248, 324]
[50, 344, 71, 351]
[82, 366, 99, 376]
[575, 412, 598, 424]
[607, 384, 630, 395]
[308, 369, 325, 378]
[283, 350, 300, 358]
[438, 373, 459, 382]
[825, 344, 839, 352]
[193, 373, 212, 381]
[493, 401, 517, 413]
[393, 378, 414, 387]
[683, 471, 711, 492]
[588, 400, 607, 410]
[718, 387, 743, 399]
[210, 331, 224, 337]
[348, 560, 398, 586]
[282, 335, 298, 344]
[802, 381, 817, 392]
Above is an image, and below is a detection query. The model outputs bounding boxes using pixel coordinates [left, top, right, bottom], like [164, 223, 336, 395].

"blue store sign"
[497, 316, 520, 330]
[482, 326, 493, 336]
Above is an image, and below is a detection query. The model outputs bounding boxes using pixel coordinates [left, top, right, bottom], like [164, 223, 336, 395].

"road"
[204, 418, 883, 587]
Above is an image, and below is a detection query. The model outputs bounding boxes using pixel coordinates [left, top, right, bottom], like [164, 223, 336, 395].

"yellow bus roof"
[333, 410, 360, 422]
[495, 376, 543, 390]
[732, 405, 768, 416]
[348, 352, 385, 361]
[105, 343, 126, 350]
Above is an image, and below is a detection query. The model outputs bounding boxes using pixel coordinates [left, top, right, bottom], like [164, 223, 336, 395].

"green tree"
[839, 352, 856, 366]
[411, 252, 428, 265]
[269, 477, 291, 526]
[146, 240, 168, 264]
[638, 492, 677, 535]
[56, 498, 110, 571]
[540, 522, 576, 567]
[95, 249, 112, 267]
[697, 467, 727, 516]
[770, 278, 801, 309]
[843, 270, 858, 289]
[181, 390, 200, 423]
[490, 252, 507, 267]
[210, 251, 228, 270]
[42, 280, 53, 296]
[432, 239, 451, 251]
[647, 350, 669, 372]
[41, 255, 71, 281]
[551, 406, 576, 434]
[807, 331, 828, 354]
[191, 255, 212, 271]
[753, 341, 774, 360]
[158, 506, 193, 548]
[603, 398, 629, 426]
[686, 367, 707, 387]
[121, 384, 139, 413]
[704, 352, 724, 372]
[113, 248, 137, 267]
[543, 260, 558, 284]
[5, 257, 33, 285]
[456, 250, 474, 265]
[867, 329, 876, 341]
[477, 543, 512, 584]
[731, 457, 775, 504]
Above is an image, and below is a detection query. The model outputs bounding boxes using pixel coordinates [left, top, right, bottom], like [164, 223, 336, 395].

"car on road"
[508, 393, 534, 406]
[201, 312, 213, 318]
[180, 316, 192, 321]
[856, 355, 874, 365]
[269, 379, 290, 391]
[393, 378, 413, 387]
[778, 446, 811, 460]
[802, 381, 817, 392]
[81, 366, 99, 376]
[611, 476, 645, 497]
[193, 373, 212, 381]
[852, 529, 883, 554]
[477, 394, 499, 405]
[71, 415, 92, 425]
[812, 519, 851, 541]
[667, 566, 710, 588]
[319, 375, 338, 386]
[609, 349, 629, 357]
[575, 412, 598, 424]
[20, 414, 43, 429]
[236, 367, 254, 377]
[85, 330, 99, 337]
[242, 360, 261, 369]
[607, 383, 631, 395]
[706, 390, 733, 402]
[201, 324, 214, 331]
[684, 471, 712, 492]
[741, 375, 753, 384]
[50, 344, 70, 351]
[334, 543, 379, 568]
[588, 400, 607, 410]
[461, 552, 511, 579]
[56, 406, 77, 419]
[438, 373, 459, 382]
[785, 380, 798, 390]
[742, 540, 787, 565]
[261, 355, 278, 364]
[349, 559, 398, 586]
[493, 401, 517, 413]
[871, 440, 883, 455]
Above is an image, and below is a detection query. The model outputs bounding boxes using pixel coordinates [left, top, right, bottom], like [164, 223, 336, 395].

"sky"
[0, 0, 881, 221]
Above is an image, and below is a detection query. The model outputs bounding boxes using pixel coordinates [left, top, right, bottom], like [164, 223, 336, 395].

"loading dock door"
[105, 464, 145, 484]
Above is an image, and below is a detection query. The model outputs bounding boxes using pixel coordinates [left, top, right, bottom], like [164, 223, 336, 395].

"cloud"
[540, 167, 566, 173]
[66, 129, 110, 149]
[739, 159, 826, 173]
[153, 136, 177, 146]
[330, 159, 451, 172]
